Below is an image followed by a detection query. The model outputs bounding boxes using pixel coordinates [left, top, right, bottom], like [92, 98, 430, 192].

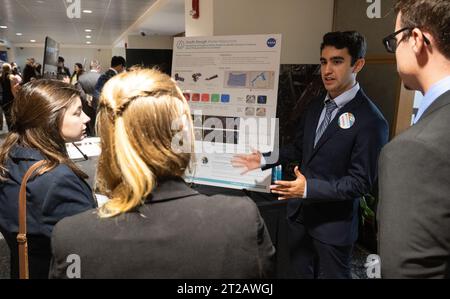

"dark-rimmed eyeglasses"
[382, 27, 431, 53]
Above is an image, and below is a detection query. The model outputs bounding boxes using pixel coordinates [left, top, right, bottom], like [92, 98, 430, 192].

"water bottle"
[271, 165, 282, 183]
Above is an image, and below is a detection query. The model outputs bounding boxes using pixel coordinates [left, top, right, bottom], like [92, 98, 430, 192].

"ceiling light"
[83, 10, 93, 14]
[86, 41, 91, 44]
[0, 26, 7, 29]
[16, 33, 23, 36]
[86, 35, 91, 39]
[30, 40, 36, 43]
[85, 29, 92, 32]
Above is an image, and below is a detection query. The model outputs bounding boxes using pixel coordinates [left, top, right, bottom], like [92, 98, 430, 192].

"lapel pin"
[338, 112, 355, 129]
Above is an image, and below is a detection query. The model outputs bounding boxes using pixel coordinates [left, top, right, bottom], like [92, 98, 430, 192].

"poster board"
[172, 34, 282, 192]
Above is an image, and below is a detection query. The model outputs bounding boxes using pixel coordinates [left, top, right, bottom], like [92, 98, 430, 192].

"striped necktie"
[314, 99, 338, 147]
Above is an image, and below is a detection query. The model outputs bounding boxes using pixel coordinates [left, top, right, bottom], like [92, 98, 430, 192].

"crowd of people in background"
[0, 55, 127, 137]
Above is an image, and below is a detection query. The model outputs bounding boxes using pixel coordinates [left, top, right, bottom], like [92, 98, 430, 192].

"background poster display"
[172, 34, 282, 192]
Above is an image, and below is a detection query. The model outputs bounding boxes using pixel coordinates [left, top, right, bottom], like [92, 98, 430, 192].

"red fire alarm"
[190, 0, 199, 19]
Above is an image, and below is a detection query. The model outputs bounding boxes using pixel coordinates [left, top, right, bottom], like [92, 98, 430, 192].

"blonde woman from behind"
[49, 68, 275, 279]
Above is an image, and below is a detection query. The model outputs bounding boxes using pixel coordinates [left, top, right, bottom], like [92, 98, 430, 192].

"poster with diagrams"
[171, 34, 282, 192]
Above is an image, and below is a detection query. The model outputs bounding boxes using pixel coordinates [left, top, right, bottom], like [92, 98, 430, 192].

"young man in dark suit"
[91, 56, 126, 135]
[378, 0, 450, 278]
[233, 31, 389, 278]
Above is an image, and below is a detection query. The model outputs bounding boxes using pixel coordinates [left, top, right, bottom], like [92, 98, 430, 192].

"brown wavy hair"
[0, 79, 88, 180]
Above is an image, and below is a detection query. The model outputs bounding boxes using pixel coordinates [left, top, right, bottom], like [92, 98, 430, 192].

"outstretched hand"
[231, 148, 262, 175]
[270, 166, 306, 200]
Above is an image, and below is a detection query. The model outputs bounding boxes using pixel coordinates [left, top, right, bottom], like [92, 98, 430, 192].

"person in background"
[93, 56, 126, 100]
[0, 63, 20, 130]
[33, 63, 42, 80]
[0, 80, 97, 279]
[10, 62, 21, 77]
[90, 56, 126, 135]
[56, 56, 71, 80]
[378, 0, 450, 279]
[49, 68, 275, 279]
[77, 60, 101, 136]
[11, 65, 23, 84]
[22, 58, 37, 84]
[70, 63, 84, 85]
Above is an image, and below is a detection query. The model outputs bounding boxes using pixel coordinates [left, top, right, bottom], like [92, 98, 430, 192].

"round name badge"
[338, 113, 355, 129]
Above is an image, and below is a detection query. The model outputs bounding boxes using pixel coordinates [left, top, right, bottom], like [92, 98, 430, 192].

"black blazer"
[0, 145, 97, 278]
[93, 69, 117, 103]
[264, 89, 389, 246]
[49, 179, 276, 279]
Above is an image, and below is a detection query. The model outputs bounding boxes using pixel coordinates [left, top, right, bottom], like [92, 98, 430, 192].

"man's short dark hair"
[58, 56, 64, 63]
[111, 56, 126, 68]
[394, 0, 450, 60]
[320, 31, 367, 66]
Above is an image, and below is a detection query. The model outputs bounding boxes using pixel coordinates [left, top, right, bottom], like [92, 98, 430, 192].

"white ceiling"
[0, 0, 185, 46]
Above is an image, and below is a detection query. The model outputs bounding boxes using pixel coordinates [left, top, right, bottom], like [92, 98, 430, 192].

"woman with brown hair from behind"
[0, 80, 97, 279]
[49, 68, 275, 279]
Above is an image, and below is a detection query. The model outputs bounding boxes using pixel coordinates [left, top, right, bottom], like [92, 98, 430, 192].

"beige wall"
[185, 0, 214, 37]
[127, 35, 174, 49]
[112, 47, 127, 59]
[333, 0, 402, 137]
[212, 0, 334, 64]
[333, 0, 396, 55]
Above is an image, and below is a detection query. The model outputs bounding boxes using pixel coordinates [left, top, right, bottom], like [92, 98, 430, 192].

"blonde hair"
[96, 69, 194, 218]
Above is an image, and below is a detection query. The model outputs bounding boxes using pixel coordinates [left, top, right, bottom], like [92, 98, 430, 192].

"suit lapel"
[305, 90, 365, 166]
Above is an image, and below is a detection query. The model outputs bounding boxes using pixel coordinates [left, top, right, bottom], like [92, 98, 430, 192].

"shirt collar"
[145, 178, 199, 203]
[324, 82, 360, 109]
[414, 75, 450, 123]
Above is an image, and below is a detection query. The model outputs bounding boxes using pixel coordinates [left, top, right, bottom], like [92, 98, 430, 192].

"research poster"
[171, 34, 282, 192]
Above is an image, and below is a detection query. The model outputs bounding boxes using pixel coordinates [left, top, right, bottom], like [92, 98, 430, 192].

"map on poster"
[172, 34, 282, 193]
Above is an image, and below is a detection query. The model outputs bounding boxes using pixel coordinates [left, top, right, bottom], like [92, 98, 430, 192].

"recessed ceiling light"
[16, 33, 23, 36]
[83, 10, 93, 14]
[86, 41, 92, 44]
[85, 29, 92, 32]
[0, 26, 7, 29]
[30, 39, 36, 43]
[36, 0, 45, 3]
[86, 35, 91, 39]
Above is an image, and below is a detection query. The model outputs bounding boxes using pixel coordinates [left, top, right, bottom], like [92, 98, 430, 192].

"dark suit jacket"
[264, 89, 389, 246]
[77, 71, 102, 135]
[378, 90, 450, 278]
[93, 69, 117, 106]
[77, 71, 101, 96]
[49, 179, 276, 279]
[0, 145, 97, 278]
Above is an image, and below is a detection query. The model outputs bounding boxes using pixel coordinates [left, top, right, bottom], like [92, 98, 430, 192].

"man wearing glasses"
[232, 31, 389, 278]
[378, 0, 450, 278]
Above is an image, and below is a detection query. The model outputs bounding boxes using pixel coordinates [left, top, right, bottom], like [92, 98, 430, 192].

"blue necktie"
[314, 100, 338, 147]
